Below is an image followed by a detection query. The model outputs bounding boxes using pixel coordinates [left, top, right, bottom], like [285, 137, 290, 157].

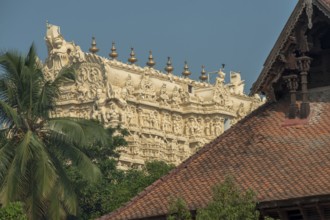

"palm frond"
[0, 96, 20, 127]
[47, 190, 65, 220]
[48, 133, 101, 183]
[25, 180, 47, 220]
[29, 134, 57, 197]
[0, 140, 14, 184]
[16, 130, 32, 174]
[46, 150, 78, 216]
[0, 51, 23, 110]
[47, 117, 109, 147]
[0, 153, 26, 204]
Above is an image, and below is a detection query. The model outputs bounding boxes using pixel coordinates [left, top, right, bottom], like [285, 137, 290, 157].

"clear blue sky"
[0, 0, 297, 93]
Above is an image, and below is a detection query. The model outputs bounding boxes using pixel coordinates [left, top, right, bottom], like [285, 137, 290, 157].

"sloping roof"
[100, 87, 330, 220]
[319, 0, 330, 8]
[250, 0, 330, 95]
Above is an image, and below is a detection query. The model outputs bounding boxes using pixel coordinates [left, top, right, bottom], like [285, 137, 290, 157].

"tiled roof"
[320, 0, 330, 8]
[100, 88, 330, 220]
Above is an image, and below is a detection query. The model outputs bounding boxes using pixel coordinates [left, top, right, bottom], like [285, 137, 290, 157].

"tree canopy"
[196, 177, 259, 220]
[0, 45, 112, 219]
[167, 177, 275, 220]
[73, 159, 175, 219]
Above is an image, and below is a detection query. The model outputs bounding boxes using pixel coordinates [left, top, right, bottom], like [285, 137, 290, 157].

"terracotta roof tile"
[100, 89, 330, 220]
[320, 0, 330, 8]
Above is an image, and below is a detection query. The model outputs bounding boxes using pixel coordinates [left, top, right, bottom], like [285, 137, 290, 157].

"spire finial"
[182, 61, 191, 78]
[146, 50, 156, 68]
[199, 65, 208, 81]
[89, 37, 99, 54]
[164, 57, 174, 74]
[109, 41, 118, 60]
[128, 47, 137, 64]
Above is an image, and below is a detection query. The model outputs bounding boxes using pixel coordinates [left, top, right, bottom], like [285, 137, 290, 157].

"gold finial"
[182, 61, 191, 78]
[109, 41, 118, 59]
[89, 37, 99, 54]
[164, 57, 174, 74]
[128, 47, 138, 64]
[199, 65, 208, 81]
[146, 50, 156, 68]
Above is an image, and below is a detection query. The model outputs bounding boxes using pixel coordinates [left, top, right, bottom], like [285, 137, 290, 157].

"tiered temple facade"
[43, 23, 263, 169]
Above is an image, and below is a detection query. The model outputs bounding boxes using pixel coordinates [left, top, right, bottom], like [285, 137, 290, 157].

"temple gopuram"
[43, 23, 263, 169]
[99, 0, 330, 219]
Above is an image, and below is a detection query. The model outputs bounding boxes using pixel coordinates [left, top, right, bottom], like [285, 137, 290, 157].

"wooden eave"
[258, 194, 330, 210]
[250, 0, 305, 96]
[314, 0, 330, 18]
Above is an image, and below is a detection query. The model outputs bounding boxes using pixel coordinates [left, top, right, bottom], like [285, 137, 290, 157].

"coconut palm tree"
[0, 44, 110, 219]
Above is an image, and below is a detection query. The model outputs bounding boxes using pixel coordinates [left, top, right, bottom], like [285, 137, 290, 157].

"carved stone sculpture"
[44, 23, 264, 169]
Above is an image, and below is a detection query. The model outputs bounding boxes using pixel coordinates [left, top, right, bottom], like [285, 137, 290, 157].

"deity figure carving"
[124, 106, 137, 126]
[137, 73, 156, 100]
[120, 87, 128, 100]
[204, 117, 212, 136]
[76, 82, 89, 101]
[171, 115, 180, 135]
[92, 89, 109, 123]
[44, 23, 85, 79]
[185, 117, 198, 136]
[148, 111, 159, 129]
[179, 88, 190, 103]
[162, 113, 172, 132]
[137, 107, 144, 127]
[213, 117, 224, 136]
[125, 75, 135, 96]
[107, 103, 120, 126]
[237, 103, 246, 119]
[171, 139, 178, 151]
[229, 71, 244, 95]
[159, 84, 170, 105]
[171, 86, 182, 106]
[196, 117, 204, 136]
[88, 67, 101, 83]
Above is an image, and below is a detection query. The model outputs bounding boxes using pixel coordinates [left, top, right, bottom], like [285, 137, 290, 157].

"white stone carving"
[159, 84, 170, 105]
[44, 23, 85, 80]
[44, 23, 264, 169]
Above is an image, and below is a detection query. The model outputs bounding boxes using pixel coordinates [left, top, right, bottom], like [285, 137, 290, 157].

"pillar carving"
[297, 55, 312, 118]
[283, 74, 299, 119]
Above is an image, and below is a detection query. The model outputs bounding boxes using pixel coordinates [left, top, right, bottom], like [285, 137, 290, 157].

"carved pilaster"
[283, 74, 299, 119]
[297, 55, 312, 118]
[305, 0, 313, 29]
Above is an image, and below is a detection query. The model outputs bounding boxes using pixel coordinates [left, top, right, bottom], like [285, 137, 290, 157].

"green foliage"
[196, 177, 259, 220]
[82, 126, 128, 161]
[0, 202, 27, 220]
[167, 197, 192, 220]
[72, 160, 175, 219]
[0, 45, 112, 219]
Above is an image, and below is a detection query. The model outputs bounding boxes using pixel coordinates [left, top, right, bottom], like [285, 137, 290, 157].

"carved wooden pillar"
[283, 74, 299, 119]
[297, 56, 312, 118]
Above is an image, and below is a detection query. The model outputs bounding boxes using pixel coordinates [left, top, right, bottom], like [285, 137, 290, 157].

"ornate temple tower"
[43, 23, 264, 169]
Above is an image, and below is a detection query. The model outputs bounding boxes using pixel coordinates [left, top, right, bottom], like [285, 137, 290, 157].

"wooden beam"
[277, 209, 288, 220]
[316, 204, 325, 220]
[299, 205, 308, 220]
